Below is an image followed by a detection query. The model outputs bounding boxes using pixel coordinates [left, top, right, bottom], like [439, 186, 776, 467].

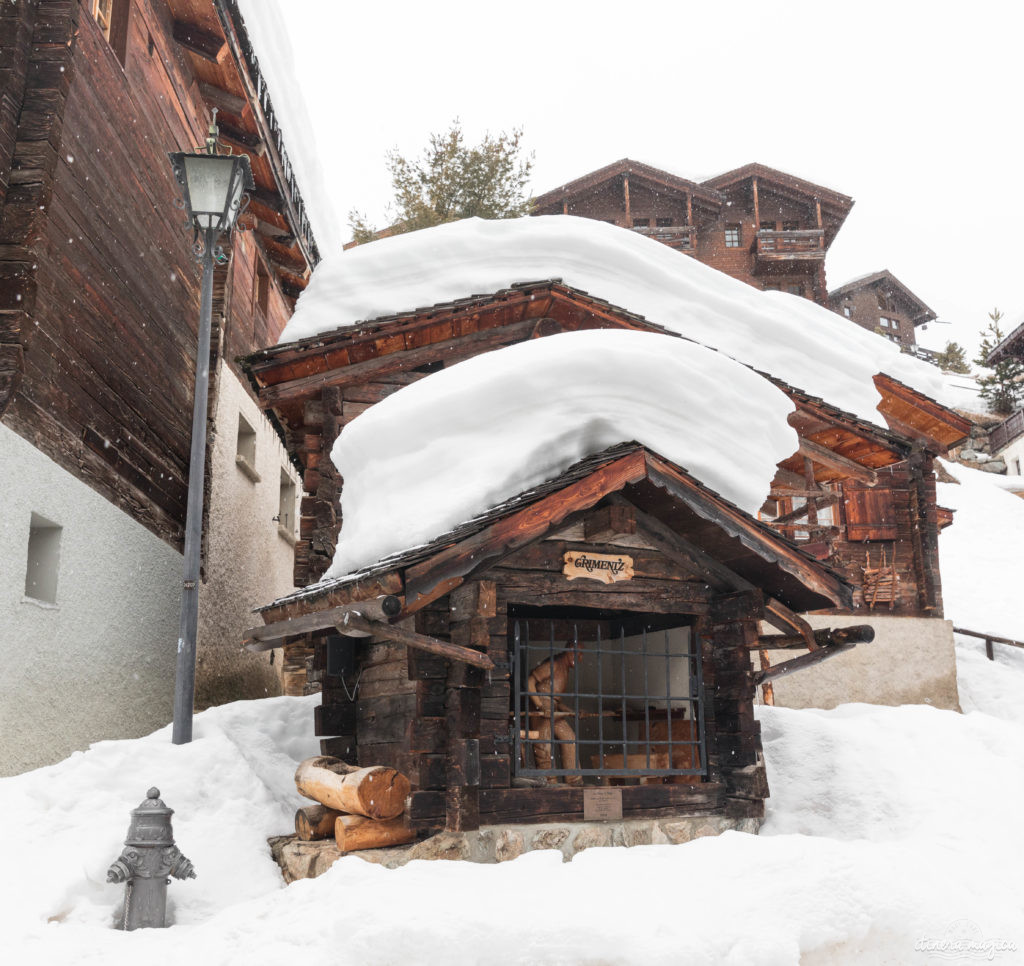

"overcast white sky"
[248, 0, 1024, 357]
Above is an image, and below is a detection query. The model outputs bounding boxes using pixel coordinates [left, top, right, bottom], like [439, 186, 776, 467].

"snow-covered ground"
[2, 458, 1022, 965]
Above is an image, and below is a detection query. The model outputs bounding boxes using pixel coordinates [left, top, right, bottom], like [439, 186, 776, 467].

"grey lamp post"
[168, 115, 254, 744]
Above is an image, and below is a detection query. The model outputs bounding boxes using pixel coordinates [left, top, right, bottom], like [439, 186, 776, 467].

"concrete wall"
[0, 367, 301, 775]
[758, 614, 960, 711]
[195, 364, 299, 708]
[0, 423, 181, 776]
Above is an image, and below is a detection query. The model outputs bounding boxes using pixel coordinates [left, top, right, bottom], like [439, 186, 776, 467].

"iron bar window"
[512, 615, 707, 781]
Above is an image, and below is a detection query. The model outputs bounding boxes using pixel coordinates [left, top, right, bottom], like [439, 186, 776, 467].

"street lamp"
[168, 113, 254, 744]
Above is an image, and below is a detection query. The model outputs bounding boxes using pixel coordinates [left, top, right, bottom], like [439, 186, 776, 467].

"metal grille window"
[512, 615, 706, 781]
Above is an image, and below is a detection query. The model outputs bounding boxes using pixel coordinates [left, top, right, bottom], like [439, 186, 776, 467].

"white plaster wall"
[0, 424, 182, 776]
[998, 435, 1024, 477]
[195, 363, 300, 707]
[756, 614, 961, 711]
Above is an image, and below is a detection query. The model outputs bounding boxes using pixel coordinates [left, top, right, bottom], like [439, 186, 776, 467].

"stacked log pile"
[293, 756, 416, 853]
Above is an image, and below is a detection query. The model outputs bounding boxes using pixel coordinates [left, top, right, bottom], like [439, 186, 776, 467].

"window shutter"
[843, 482, 898, 541]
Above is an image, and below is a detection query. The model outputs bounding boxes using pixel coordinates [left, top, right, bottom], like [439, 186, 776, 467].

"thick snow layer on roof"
[279, 216, 954, 424]
[324, 329, 796, 580]
[234, 1, 344, 256]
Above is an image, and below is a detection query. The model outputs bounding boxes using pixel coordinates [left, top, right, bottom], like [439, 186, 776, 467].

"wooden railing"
[633, 225, 696, 250]
[989, 410, 1024, 454]
[756, 228, 825, 256]
[954, 626, 1024, 661]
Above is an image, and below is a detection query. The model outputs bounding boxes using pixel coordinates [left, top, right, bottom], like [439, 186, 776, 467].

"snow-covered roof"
[324, 329, 797, 579]
[278, 216, 956, 427]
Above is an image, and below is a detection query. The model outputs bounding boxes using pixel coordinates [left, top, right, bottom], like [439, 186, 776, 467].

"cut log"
[294, 756, 411, 820]
[334, 814, 417, 853]
[295, 804, 342, 841]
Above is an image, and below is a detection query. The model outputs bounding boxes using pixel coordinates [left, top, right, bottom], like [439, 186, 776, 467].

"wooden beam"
[172, 20, 225, 62]
[752, 176, 760, 230]
[218, 123, 264, 156]
[798, 437, 878, 485]
[753, 642, 857, 686]
[402, 450, 649, 609]
[764, 597, 817, 650]
[755, 624, 874, 651]
[339, 614, 494, 670]
[644, 454, 851, 608]
[260, 317, 541, 408]
[198, 82, 247, 118]
[611, 495, 742, 593]
[243, 595, 402, 650]
[771, 493, 839, 526]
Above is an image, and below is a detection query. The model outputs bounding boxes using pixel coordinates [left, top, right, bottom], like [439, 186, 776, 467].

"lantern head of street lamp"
[168, 110, 254, 243]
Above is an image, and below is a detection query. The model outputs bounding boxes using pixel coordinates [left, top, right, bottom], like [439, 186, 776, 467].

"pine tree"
[974, 309, 1024, 415]
[348, 120, 533, 245]
[934, 340, 971, 373]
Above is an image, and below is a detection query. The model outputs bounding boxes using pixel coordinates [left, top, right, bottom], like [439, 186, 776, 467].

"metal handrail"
[953, 626, 1024, 661]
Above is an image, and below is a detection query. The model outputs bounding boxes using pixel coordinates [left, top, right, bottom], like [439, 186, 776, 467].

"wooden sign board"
[563, 551, 634, 585]
[583, 787, 623, 821]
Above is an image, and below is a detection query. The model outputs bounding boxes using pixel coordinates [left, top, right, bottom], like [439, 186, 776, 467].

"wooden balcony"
[632, 225, 697, 254]
[990, 410, 1024, 454]
[754, 229, 825, 272]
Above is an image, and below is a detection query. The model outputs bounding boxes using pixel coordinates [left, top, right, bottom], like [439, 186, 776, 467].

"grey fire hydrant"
[107, 787, 196, 930]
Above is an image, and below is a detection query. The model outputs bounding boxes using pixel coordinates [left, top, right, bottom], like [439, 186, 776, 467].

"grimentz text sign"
[563, 551, 634, 585]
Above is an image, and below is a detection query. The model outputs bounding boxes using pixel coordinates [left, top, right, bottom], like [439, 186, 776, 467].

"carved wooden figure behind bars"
[528, 644, 583, 784]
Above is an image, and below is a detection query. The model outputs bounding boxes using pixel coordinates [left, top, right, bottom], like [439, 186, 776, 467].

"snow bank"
[279, 216, 955, 425]
[5, 670, 1023, 965]
[937, 460, 1024, 644]
[324, 329, 797, 579]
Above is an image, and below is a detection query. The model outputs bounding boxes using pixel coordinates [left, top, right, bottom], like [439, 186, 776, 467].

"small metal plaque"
[583, 786, 623, 822]
[563, 551, 634, 585]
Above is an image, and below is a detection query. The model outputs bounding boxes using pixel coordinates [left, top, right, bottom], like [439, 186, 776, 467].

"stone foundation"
[270, 814, 762, 881]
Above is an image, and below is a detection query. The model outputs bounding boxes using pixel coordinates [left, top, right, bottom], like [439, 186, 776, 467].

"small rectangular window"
[759, 221, 776, 231]
[632, 217, 650, 228]
[655, 217, 673, 227]
[891, 319, 900, 330]
[880, 318, 890, 328]
[724, 225, 741, 247]
[255, 259, 270, 317]
[843, 306, 852, 318]
[785, 284, 803, 297]
[235, 413, 260, 482]
[92, 0, 130, 65]
[782, 221, 800, 231]
[278, 469, 297, 541]
[25, 513, 62, 604]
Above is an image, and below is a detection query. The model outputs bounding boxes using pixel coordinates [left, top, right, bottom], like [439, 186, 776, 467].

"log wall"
[310, 509, 768, 833]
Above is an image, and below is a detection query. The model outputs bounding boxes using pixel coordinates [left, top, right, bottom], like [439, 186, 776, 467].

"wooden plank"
[753, 642, 857, 685]
[259, 317, 540, 408]
[403, 449, 648, 609]
[243, 596, 403, 649]
[798, 437, 878, 485]
[341, 614, 494, 671]
[172, 20, 225, 62]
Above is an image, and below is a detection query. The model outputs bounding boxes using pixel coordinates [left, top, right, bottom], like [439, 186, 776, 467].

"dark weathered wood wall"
[311, 507, 769, 832]
[0, 0, 293, 547]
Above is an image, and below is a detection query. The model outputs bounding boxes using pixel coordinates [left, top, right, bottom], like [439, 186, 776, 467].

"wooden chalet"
[250, 442, 859, 833]
[828, 270, 937, 350]
[0, 0, 317, 547]
[532, 160, 854, 306]
[242, 280, 972, 835]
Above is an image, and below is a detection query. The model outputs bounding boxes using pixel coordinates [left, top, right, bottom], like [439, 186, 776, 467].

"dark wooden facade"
[0, 0, 317, 548]
[827, 270, 936, 350]
[531, 160, 854, 306]
[250, 445, 856, 832]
